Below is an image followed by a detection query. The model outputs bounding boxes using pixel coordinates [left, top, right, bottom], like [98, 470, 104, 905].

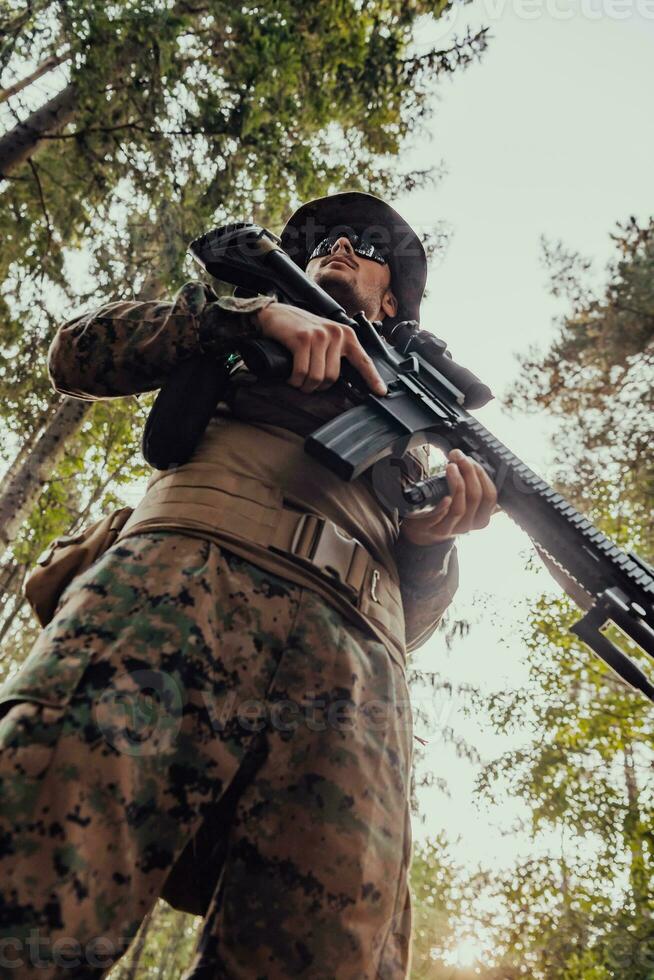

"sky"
[391, 0, 654, 899]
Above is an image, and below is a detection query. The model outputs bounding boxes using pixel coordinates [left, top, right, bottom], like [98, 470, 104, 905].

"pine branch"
[0, 49, 71, 105]
[27, 157, 52, 244]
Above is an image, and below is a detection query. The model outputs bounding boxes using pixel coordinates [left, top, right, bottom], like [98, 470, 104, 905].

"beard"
[311, 267, 380, 320]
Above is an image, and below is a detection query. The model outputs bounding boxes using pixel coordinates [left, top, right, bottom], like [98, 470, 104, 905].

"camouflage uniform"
[0, 283, 458, 978]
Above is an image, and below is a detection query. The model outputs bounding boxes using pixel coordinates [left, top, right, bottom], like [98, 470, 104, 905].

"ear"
[380, 288, 398, 319]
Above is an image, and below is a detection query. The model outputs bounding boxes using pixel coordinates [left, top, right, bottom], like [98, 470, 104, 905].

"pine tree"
[476, 218, 654, 978]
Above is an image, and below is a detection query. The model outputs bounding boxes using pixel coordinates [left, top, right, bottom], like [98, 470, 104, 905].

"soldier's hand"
[254, 301, 387, 396]
[399, 449, 499, 546]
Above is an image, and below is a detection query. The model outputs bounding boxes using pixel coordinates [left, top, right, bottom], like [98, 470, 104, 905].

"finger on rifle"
[449, 450, 483, 532]
[300, 330, 330, 393]
[316, 332, 343, 391]
[289, 332, 311, 388]
[431, 461, 466, 537]
[471, 459, 498, 528]
[342, 331, 387, 396]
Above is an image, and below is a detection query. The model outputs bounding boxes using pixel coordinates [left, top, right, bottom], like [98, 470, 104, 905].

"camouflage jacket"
[47, 281, 459, 653]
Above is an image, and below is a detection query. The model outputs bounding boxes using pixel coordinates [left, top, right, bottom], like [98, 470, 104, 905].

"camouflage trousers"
[0, 532, 414, 978]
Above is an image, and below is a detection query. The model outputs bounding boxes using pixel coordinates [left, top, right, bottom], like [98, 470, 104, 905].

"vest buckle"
[288, 514, 367, 601]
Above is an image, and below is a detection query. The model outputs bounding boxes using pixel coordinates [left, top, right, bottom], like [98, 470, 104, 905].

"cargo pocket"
[0, 699, 68, 828]
[0, 618, 94, 712]
[0, 606, 89, 817]
[0, 632, 86, 821]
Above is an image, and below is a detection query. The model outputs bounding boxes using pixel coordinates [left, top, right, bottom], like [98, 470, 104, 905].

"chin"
[316, 267, 353, 289]
[315, 275, 356, 307]
[316, 265, 352, 285]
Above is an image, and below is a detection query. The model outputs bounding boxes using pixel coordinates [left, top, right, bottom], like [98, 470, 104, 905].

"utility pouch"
[24, 506, 134, 627]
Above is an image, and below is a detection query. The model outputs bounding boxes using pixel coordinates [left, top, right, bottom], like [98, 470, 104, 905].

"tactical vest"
[117, 372, 429, 671]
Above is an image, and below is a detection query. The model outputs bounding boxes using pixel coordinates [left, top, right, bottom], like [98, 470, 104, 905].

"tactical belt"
[115, 468, 405, 646]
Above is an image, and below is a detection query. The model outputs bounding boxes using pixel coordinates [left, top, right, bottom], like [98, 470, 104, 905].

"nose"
[330, 236, 354, 256]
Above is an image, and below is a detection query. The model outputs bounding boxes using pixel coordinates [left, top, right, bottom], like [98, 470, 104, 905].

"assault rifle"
[143, 222, 654, 702]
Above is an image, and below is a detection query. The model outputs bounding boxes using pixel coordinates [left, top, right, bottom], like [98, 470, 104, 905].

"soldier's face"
[305, 235, 397, 322]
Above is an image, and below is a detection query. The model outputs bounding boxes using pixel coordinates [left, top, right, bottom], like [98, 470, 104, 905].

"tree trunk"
[0, 0, 200, 179]
[0, 51, 71, 105]
[0, 590, 27, 646]
[0, 83, 77, 178]
[0, 399, 62, 492]
[623, 742, 647, 911]
[0, 555, 22, 598]
[0, 266, 168, 558]
[0, 396, 91, 559]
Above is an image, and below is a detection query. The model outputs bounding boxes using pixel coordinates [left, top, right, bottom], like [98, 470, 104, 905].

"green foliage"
[0, 0, 488, 644]
[479, 854, 615, 979]
[107, 901, 201, 979]
[410, 833, 464, 975]
[0, 0, 487, 444]
[0, 1, 490, 972]
[506, 217, 654, 527]
[1, 0, 488, 288]
[475, 217, 654, 977]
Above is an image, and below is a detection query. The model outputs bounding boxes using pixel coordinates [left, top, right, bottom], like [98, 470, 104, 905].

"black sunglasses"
[308, 233, 389, 266]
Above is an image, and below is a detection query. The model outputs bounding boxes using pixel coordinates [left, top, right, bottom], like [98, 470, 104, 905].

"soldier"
[0, 193, 497, 978]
